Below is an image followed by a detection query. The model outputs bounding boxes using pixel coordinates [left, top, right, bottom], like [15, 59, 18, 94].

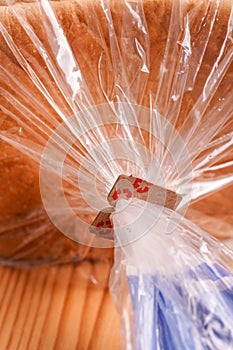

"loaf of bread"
[0, 0, 232, 265]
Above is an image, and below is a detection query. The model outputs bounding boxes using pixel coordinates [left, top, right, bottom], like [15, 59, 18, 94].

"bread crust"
[0, 0, 232, 264]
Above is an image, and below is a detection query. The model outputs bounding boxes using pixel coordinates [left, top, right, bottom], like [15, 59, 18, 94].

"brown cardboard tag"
[90, 174, 182, 239]
[107, 175, 182, 210]
[89, 207, 114, 239]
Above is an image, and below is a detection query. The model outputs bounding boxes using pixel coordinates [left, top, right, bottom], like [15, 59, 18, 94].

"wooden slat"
[5, 269, 32, 350]
[16, 267, 48, 350]
[77, 261, 111, 350]
[0, 268, 28, 349]
[0, 267, 11, 306]
[0, 263, 121, 350]
[27, 266, 58, 350]
[54, 262, 92, 350]
[38, 265, 73, 349]
[88, 289, 121, 350]
[0, 268, 20, 335]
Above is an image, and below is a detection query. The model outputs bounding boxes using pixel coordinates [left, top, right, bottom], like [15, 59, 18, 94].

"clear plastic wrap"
[110, 199, 233, 350]
[0, 0, 232, 264]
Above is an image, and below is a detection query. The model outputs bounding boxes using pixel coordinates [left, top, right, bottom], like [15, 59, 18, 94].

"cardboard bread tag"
[90, 175, 182, 239]
[107, 175, 182, 210]
[89, 207, 114, 239]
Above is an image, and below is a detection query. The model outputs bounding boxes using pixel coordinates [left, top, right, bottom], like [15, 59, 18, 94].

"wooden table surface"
[0, 261, 121, 350]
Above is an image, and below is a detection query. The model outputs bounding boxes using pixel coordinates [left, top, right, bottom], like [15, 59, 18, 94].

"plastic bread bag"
[0, 0, 232, 266]
[110, 198, 233, 350]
